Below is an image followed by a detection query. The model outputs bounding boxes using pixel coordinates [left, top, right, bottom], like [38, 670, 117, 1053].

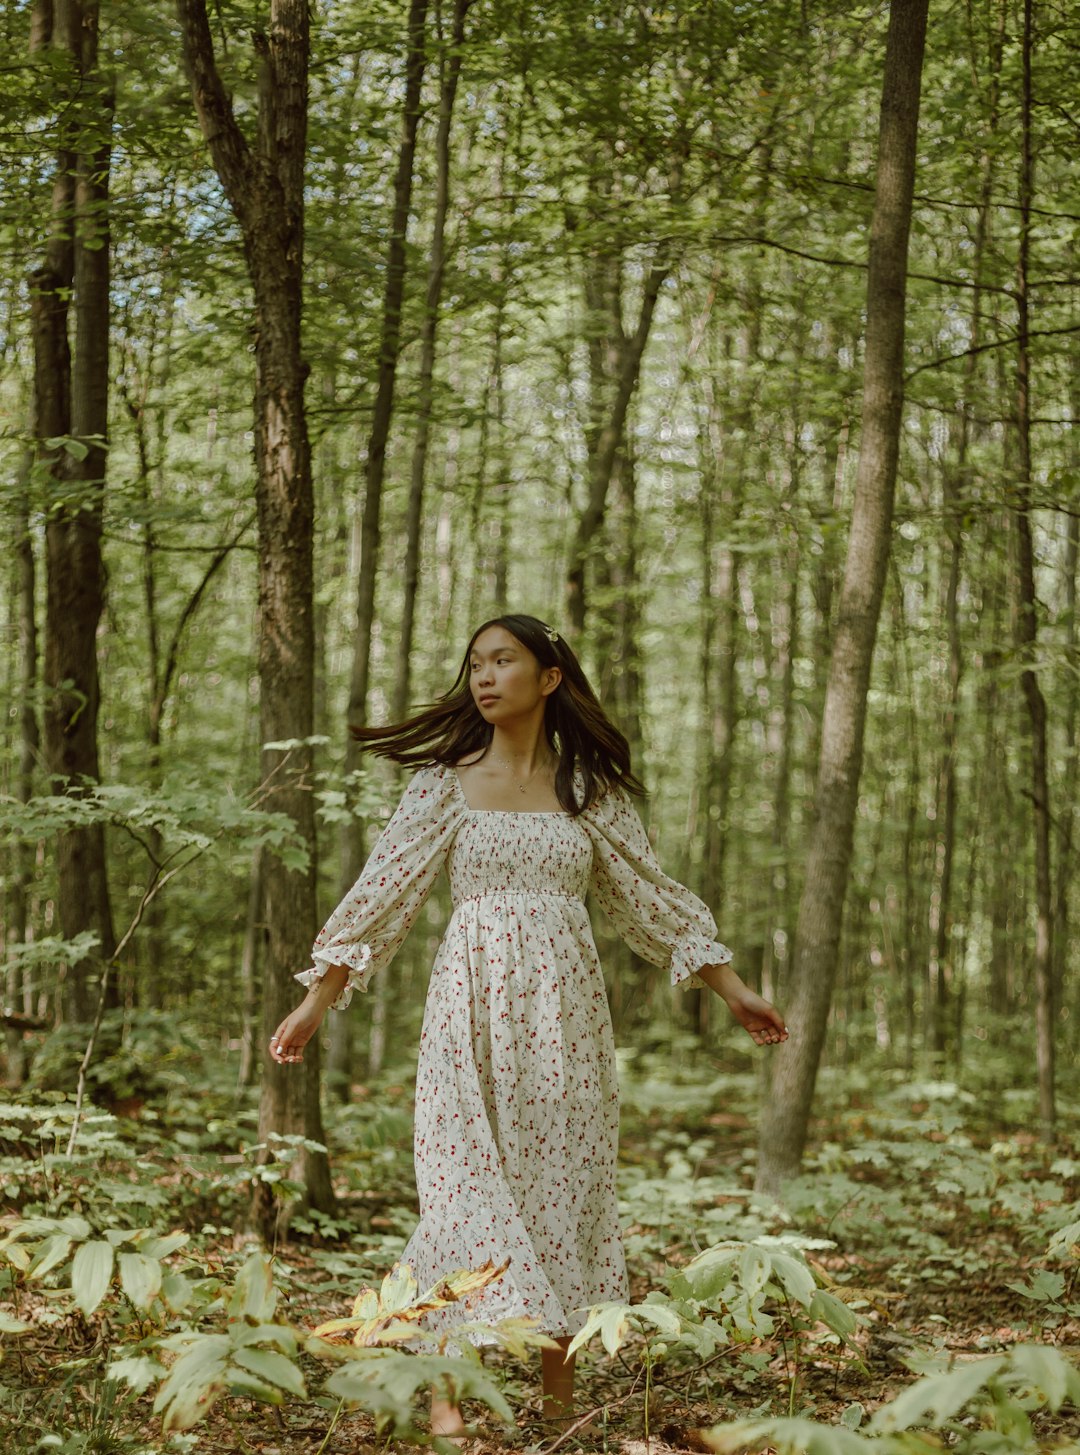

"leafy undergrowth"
[2, 1028, 1079, 1454]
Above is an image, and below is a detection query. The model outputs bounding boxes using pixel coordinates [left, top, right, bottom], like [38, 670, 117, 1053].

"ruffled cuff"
[294, 942, 374, 1010]
[670, 933, 732, 991]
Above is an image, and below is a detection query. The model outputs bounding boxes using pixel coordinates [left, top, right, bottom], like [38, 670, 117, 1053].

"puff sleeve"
[582, 788, 732, 990]
[294, 765, 465, 1009]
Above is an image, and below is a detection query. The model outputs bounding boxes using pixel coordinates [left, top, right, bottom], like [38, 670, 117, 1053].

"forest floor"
[2, 1033, 1079, 1454]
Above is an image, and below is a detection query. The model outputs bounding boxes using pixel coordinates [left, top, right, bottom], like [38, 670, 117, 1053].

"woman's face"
[468, 626, 560, 723]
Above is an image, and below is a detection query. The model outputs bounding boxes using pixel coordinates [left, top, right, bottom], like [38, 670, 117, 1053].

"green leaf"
[227, 1250, 276, 1324]
[327, 1351, 513, 1432]
[566, 1301, 628, 1358]
[598, 1302, 632, 1356]
[703, 1415, 871, 1455]
[0, 1311, 35, 1334]
[71, 1240, 115, 1315]
[44, 434, 89, 461]
[231, 1322, 297, 1355]
[635, 1298, 682, 1338]
[136, 1231, 190, 1260]
[810, 1289, 858, 1340]
[769, 1252, 817, 1308]
[152, 1334, 230, 1431]
[118, 1251, 163, 1310]
[231, 1346, 306, 1398]
[104, 1228, 139, 1247]
[738, 1244, 771, 1298]
[671, 1243, 740, 1303]
[1047, 1218, 1080, 1259]
[26, 1233, 74, 1280]
[160, 1271, 195, 1313]
[870, 1357, 1006, 1433]
[839, 1403, 865, 1430]
[1006, 1344, 1080, 1412]
[108, 1354, 166, 1394]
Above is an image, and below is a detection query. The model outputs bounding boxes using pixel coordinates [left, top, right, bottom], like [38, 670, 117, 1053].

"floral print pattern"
[296, 764, 732, 1339]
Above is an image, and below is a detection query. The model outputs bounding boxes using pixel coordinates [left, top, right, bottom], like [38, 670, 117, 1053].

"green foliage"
[703, 1344, 1080, 1455]
[27, 1010, 203, 1106]
[151, 1252, 305, 1432]
[569, 1235, 861, 1420]
[0, 779, 311, 875]
[0, 1213, 192, 1319]
[325, 1351, 514, 1440]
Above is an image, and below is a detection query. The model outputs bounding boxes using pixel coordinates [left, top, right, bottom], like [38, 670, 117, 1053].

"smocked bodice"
[448, 812, 593, 904]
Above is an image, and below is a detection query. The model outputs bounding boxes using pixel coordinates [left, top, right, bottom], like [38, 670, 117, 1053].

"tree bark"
[32, 0, 117, 1025]
[328, 0, 428, 1087]
[176, 0, 331, 1222]
[565, 231, 670, 637]
[341, 0, 429, 825]
[6, 439, 39, 1082]
[755, 0, 929, 1196]
[392, 0, 472, 723]
[1013, 0, 1054, 1133]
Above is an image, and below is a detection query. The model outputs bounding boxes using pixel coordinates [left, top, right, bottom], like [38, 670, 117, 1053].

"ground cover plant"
[1, 1030, 1079, 1455]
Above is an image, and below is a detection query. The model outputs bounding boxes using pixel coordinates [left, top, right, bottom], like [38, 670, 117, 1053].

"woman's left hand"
[722, 984, 789, 1046]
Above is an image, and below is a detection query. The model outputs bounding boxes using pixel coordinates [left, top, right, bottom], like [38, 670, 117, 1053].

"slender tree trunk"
[1013, 0, 1054, 1133]
[6, 440, 39, 1081]
[332, 0, 428, 1085]
[341, 0, 428, 807]
[238, 846, 264, 1088]
[1053, 478, 1078, 1029]
[392, 0, 471, 722]
[32, 0, 117, 1025]
[565, 238, 669, 637]
[177, 0, 331, 1221]
[755, 0, 930, 1195]
[926, 0, 1003, 1066]
[119, 259, 180, 1006]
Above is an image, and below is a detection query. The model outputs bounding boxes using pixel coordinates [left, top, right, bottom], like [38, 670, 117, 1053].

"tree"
[755, 0, 931, 1196]
[1012, 0, 1054, 1132]
[175, 0, 331, 1221]
[30, 0, 118, 1025]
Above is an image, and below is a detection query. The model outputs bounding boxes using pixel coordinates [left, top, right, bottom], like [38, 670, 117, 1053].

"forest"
[1, 0, 1080, 1450]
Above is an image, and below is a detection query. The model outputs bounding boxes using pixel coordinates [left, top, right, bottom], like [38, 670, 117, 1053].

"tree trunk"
[392, 0, 471, 722]
[755, 0, 929, 1196]
[1052, 475, 1078, 1033]
[333, 0, 428, 1086]
[1013, 0, 1054, 1133]
[238, 846, 264, 1089]
[565, 237, 669, 637]
[341, 0, 429, 817]
[32, 0, 117, 1026]
[926, 0, 1003, 1066]
[6, 439, 39, 1082]
[176, 0, 331, 1223]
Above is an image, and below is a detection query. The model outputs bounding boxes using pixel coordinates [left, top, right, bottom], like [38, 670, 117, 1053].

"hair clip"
[545, 627, 560, 644]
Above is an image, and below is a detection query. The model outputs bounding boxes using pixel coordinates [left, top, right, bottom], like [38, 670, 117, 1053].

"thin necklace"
[493, 752, 552, 794]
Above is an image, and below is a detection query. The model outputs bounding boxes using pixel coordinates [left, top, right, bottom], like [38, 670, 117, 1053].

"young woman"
[270, 614, 787, 1435]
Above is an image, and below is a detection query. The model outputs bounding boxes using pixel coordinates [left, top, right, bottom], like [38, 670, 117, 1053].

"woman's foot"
[431, 1394, 467, 1443]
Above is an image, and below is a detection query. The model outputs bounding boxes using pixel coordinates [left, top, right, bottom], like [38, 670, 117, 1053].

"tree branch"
[905, 322, 1080, 381]
[175, 0, 255, 233]
[157, 510, 256, 715]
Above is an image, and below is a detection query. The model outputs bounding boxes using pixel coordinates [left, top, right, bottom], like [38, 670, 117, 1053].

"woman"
[270, 613, 787, 1435]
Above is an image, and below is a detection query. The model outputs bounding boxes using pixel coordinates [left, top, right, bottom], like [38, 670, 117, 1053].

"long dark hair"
[352, 614, 645, 814]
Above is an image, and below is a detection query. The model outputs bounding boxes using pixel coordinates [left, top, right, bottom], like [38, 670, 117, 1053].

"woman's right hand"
[268, 996, 325, 1065]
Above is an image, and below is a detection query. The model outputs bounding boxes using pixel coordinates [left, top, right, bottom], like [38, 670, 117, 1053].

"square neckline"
[450, 765, 572, 817]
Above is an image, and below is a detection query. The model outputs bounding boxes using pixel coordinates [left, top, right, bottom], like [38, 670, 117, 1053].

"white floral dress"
[296, 763, 731, 1338]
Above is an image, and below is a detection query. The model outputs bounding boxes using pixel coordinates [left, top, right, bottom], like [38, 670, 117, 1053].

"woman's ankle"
[431, 1394, 467, 1438]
